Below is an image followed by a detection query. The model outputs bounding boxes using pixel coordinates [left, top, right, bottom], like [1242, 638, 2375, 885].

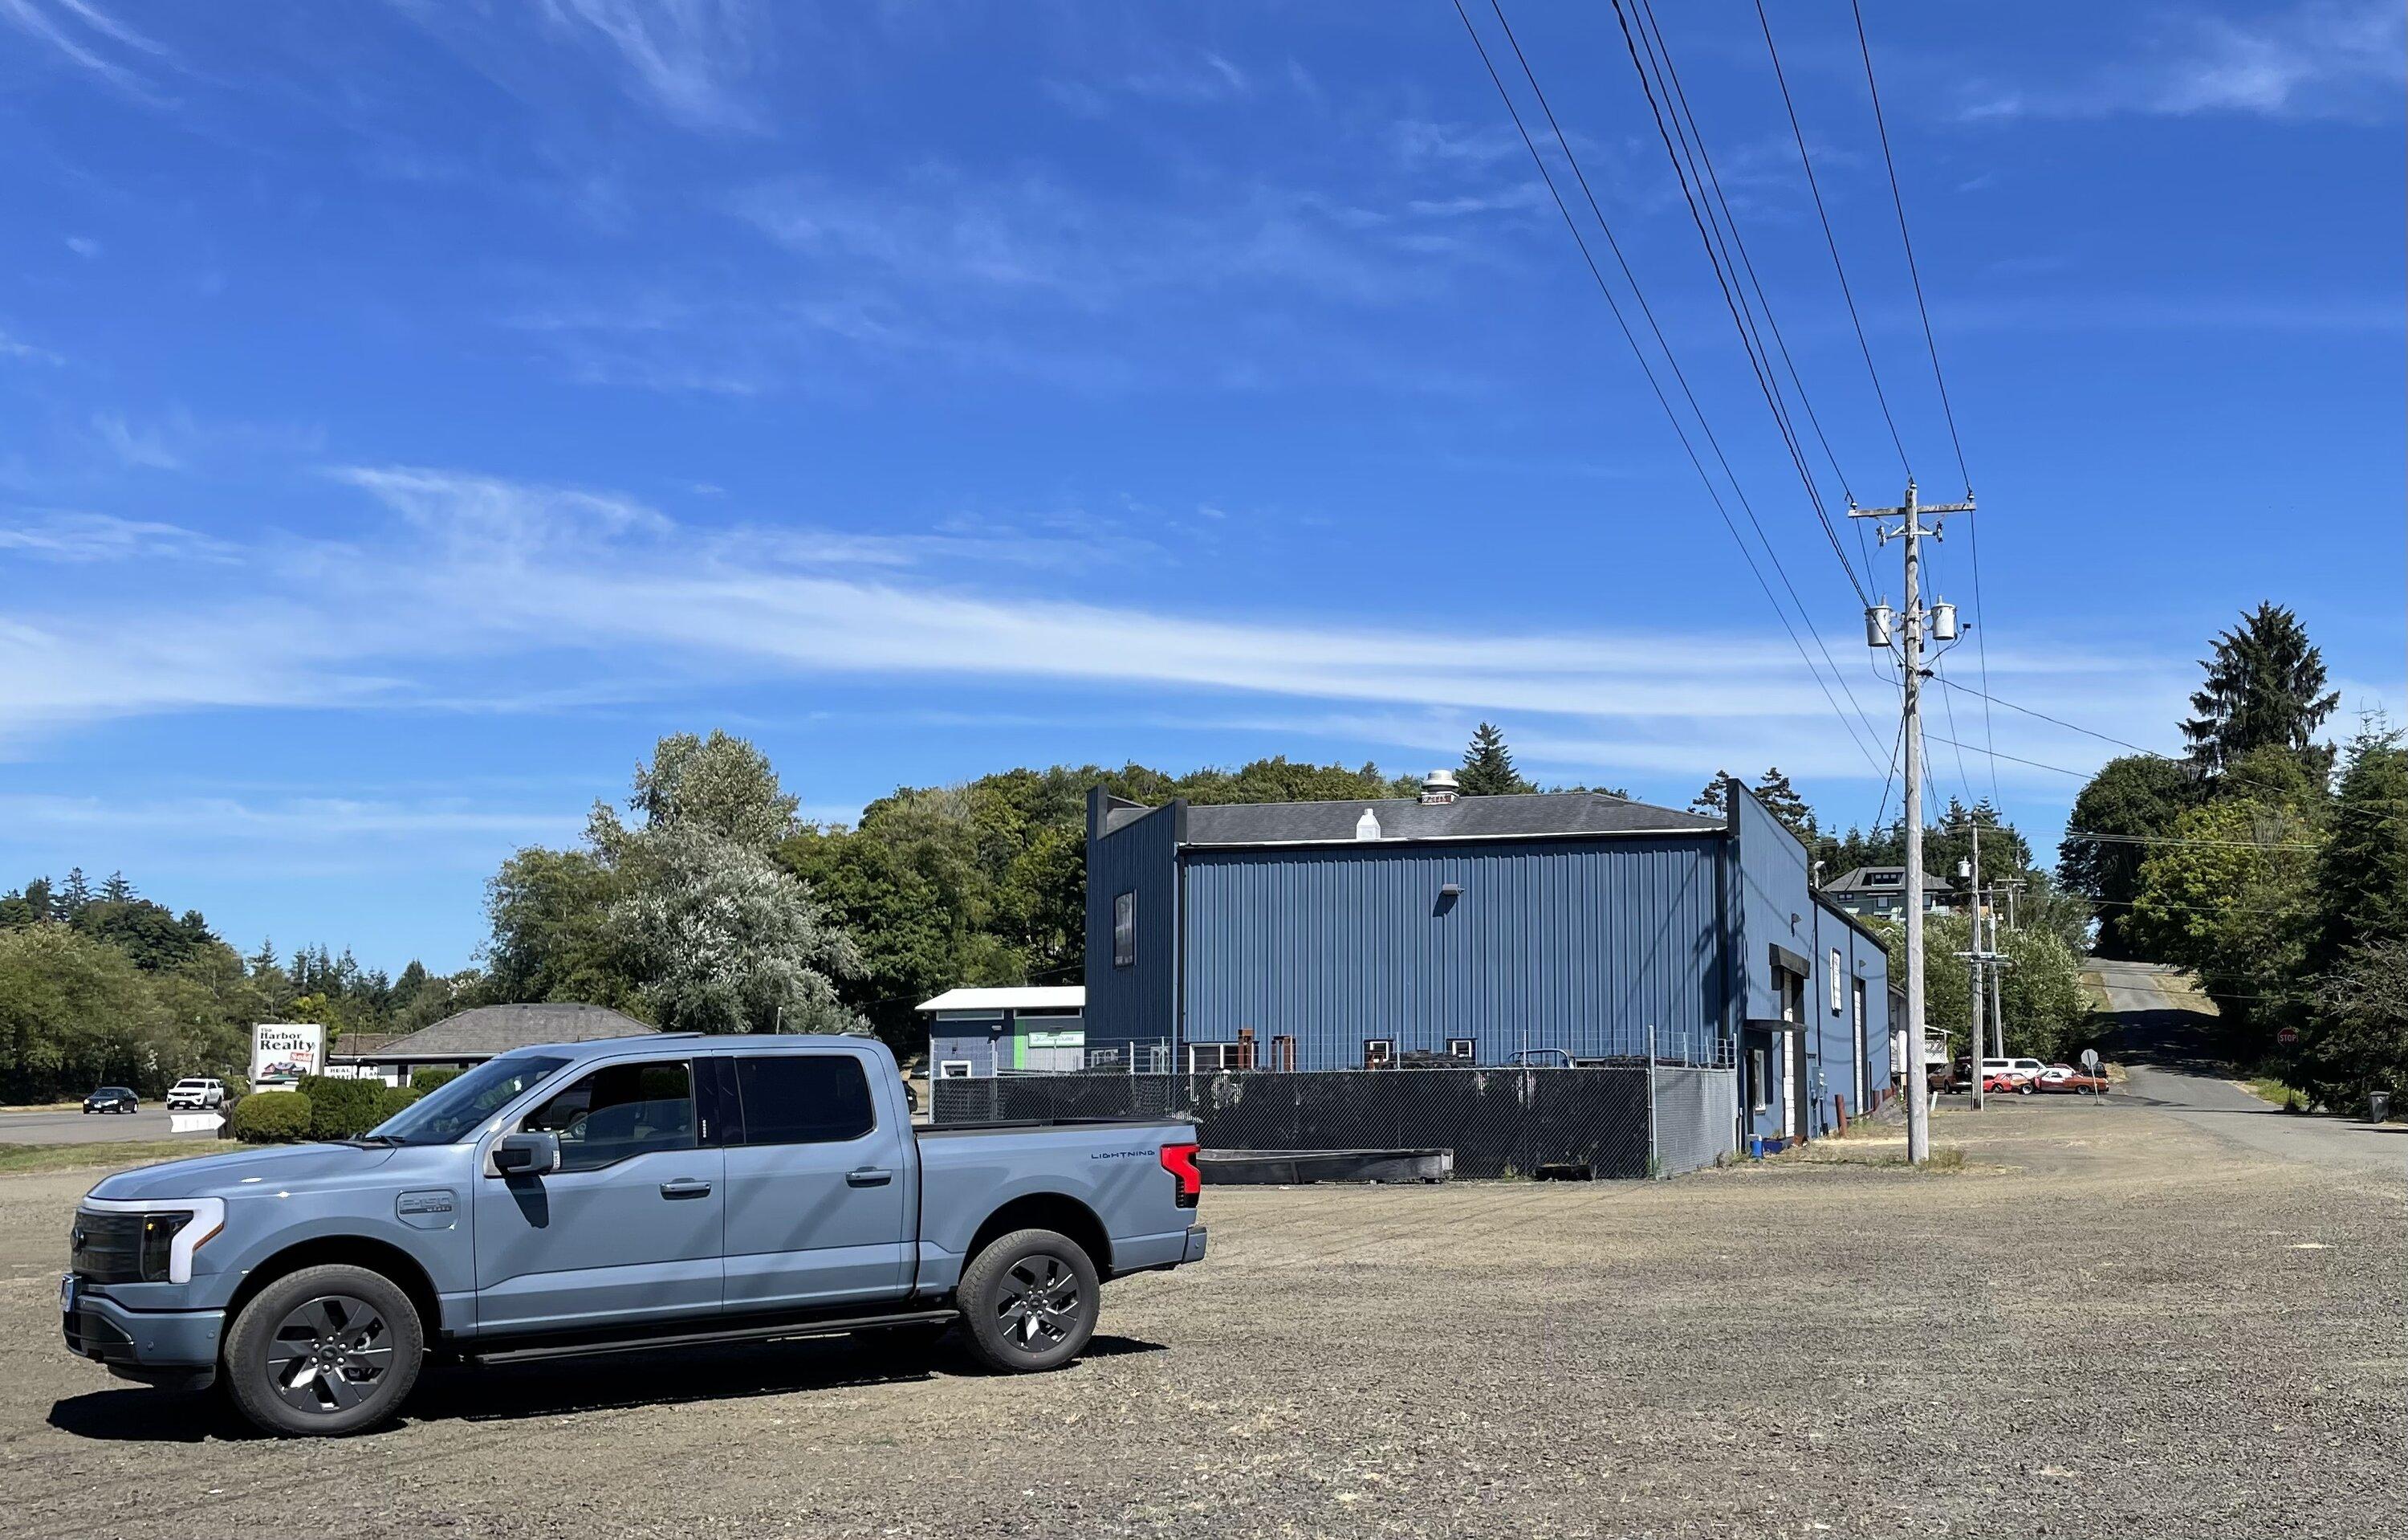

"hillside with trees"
[2056, 603, 2407, 1107]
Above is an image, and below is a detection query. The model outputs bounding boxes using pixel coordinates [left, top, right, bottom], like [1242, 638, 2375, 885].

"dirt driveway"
[2, 1095, 2400, 1539]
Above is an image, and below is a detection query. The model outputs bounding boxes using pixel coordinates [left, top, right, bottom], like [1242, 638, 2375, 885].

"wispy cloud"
[0, 0, 176, 100]
[0, 509, 234, 563]
[532, 0, 768, 131]
[0, 466, 2198, 796]
[0, 327, 65, 366]
[92, 412, 183, 470]
[1962, 2, 2404, 123]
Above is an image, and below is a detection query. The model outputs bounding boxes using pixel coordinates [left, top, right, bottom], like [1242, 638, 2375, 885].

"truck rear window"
[734, 1055, 875, 1146]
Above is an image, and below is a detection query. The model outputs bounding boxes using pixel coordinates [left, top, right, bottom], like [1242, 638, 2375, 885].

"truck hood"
[86, 1143, 399, 1203]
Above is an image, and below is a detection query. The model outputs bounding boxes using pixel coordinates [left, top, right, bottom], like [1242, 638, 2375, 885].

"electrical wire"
[1604, 0, 1870, 603]
[2062, 829, 2321, 852]
[1450, 0, 1889, 776]
[1751, 0, 1911, 484]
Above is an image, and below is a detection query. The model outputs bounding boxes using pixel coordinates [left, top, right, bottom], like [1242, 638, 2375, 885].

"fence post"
[1645, 1022, 1660, 1179]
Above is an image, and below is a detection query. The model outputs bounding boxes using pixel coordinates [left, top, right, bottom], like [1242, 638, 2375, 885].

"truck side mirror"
[494, 1131, 560, 1176]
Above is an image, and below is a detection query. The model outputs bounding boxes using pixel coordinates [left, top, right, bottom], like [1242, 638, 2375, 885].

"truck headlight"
[139, 1213, 193, 1281]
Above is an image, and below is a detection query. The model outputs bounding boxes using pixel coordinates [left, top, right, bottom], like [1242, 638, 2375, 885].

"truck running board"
[464, 1307, 960, 1367]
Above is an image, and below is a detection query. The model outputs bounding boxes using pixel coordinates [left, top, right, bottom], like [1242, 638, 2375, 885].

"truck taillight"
[1159, 1141, 1201, 1208]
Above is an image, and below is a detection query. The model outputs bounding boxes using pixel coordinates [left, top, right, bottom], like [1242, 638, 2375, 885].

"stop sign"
[2276, 1026, 2300, 1046]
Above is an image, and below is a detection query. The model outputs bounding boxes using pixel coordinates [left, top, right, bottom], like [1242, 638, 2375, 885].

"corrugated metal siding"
[1179, 835, 1725, 1069]
[1083, 796, 1180, 1058]
[927, 1017, 1003, 1077]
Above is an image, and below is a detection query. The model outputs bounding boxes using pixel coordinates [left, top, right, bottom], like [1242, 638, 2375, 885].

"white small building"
[918, 987, 1087, 1078]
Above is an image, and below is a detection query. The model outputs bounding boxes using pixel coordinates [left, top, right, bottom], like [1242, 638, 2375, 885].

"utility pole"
[1857, 480, 1975, 1166]
[1988, 910, 2007, 1058]
[1964, 826, 1985, 1111]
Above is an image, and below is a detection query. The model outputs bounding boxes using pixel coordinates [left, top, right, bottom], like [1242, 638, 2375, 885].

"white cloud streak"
[1963, 2, 2405, 123]
[0, 466, 2201, 799]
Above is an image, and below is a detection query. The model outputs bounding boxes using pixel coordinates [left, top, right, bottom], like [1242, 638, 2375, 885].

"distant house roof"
[359, 1003, 659, 1062]
[1106, 791, 1721, 848]
[327, 1033, 404, 1061]
[916, 986, 1086, 1015]
[1824, 866, 1948, 894]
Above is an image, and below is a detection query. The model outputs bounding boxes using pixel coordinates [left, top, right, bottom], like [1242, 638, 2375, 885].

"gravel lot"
[2, 1095, 2399, 1540]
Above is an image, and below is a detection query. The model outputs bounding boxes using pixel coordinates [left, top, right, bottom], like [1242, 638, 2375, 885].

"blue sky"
[1, 0, 2400, 974]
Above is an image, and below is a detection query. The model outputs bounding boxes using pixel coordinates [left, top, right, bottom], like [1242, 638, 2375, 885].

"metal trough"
[1197, 1147, 1452, 1185]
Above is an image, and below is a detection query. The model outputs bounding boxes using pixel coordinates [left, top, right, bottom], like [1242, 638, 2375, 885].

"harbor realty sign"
[250, 1022, 325, 1086]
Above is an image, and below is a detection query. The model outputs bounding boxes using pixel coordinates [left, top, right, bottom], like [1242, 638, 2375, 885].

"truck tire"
[957, 1228, 1099, 1374]
[222, 1263, 423, 1436]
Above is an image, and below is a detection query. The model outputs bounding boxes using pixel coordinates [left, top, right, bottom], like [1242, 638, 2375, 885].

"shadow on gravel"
[48, 1331, 1168, 1443]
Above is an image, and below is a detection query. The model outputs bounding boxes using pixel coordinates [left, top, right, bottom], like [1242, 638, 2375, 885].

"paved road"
[0, 1107, 221, 1146]
[2093, 956, 2408, 1171]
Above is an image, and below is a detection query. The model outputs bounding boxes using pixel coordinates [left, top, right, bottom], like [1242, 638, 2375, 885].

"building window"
[938, 1060, 973, 1078]
[1751, 1048, 1770, 1112]
[1830, 949, 1845, 1014]
[1112, 890, 1137, 968]
[1447, 1037, 1475, 1061]
[1187, 1042, 1241, 1072]
[1362, 1038, 1394, 1069]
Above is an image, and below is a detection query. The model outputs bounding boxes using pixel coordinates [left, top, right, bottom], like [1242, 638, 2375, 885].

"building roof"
[327, 1032, 404, 1061]
[1823, 866, 1948, 894]
[917, 986, 1086, 1015]
[1108, 790, 1721, 848]
[360, 1003, 659, 1061]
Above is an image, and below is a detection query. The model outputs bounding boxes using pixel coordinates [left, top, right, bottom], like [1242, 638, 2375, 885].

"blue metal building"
[1083, 776, 1893, 1143]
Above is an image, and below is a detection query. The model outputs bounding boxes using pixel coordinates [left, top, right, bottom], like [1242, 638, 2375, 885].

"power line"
[1849, 0, 1971, 494]
[2063, 829, 2321, 853]
[1605, 0, 1871, 602]
[1926, 734, 2081, 780]
[1452, 0, 1889, 776]
[1750, 0, 1911, 483]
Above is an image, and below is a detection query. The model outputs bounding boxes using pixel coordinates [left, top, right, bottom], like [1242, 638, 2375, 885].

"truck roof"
[504, 1031, 893, 1065]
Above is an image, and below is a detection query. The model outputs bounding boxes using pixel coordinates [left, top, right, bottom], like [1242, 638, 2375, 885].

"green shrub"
[372, 1086, 423, 1124]
[410, 1067, 463, 1094]
[230, 1091, 312, 1143]
[295, 1075, 389, 1139]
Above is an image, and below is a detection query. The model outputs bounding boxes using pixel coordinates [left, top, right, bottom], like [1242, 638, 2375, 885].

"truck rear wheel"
[222, 1263, 423, 1436]
[957, 1228, 1099, 1374]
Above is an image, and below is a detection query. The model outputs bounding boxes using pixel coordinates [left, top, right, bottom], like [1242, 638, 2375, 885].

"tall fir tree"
[1689, 773, 1731, 818]
[1458, 723, 1535, 796]
[2182, 602, 2339, 773]
[2308, 719, 2408, 973]
[1751, 768, 1817, 842]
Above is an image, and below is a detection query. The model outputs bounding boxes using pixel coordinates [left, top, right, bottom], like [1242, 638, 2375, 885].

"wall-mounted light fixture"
[1439, 882, 1462, 898]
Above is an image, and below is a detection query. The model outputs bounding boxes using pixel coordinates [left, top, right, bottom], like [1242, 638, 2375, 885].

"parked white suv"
[1977, 1057, 2047, 1091]
[164, 1078, 226, 1110]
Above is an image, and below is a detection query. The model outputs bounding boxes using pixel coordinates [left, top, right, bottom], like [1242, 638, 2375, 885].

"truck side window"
[734, 1054, 875, 1146]
[525, 1061, 696, 1172]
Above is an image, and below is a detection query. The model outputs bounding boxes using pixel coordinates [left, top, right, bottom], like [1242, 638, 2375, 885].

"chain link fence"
[933, 1063, 1739, 1179]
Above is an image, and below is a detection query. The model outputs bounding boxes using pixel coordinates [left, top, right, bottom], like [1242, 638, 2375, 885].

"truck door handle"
[846, 1167, 893, 1188]
[658, 1179, 714, 1200]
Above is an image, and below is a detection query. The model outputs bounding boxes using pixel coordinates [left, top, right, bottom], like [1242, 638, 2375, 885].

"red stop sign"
[2276, 1026, 2300, 1046]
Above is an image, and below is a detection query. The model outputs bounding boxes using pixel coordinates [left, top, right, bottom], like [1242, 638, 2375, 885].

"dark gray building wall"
[1178, 834, 1726, 1069]
[927, 1016, 1005, 1077]
[1082, 791, 1182, 1064]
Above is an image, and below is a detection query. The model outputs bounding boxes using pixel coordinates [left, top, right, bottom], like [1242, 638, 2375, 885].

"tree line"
[2057, 603, 2406, 1109]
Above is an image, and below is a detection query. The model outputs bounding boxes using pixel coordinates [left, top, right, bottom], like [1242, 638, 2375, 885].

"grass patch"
[2237, 1076, 2314, 1112]
[0, 1140, 217, 1176]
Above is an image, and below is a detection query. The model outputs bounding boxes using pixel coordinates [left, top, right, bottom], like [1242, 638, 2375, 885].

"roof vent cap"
[1355, 807, 1383, 841]
[1419, 770, 1459, 806]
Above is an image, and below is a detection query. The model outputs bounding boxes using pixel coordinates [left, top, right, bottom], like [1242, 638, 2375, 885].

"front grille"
[68, 1210, 146, 1284]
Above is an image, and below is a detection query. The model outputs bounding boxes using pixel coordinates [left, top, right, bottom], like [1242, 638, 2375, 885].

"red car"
[2034, 1065, 2109, 1094]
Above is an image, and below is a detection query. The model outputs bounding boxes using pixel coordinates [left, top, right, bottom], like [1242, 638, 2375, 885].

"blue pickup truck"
[61, 1033, 1206, 1436]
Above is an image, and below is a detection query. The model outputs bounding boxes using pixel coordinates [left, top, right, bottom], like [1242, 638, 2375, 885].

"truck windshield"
[368, 1056, 571, 1146]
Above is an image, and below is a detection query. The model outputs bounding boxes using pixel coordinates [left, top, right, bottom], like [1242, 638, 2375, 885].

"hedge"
[230, 1091, 312, 1143]
[410, 1067, 463, 1094]
[373, 1086, 423, 1124]
[296, 1075, 392, 1139]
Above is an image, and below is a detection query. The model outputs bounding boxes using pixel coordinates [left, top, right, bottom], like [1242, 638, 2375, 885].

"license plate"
[59, 1273, 75, 1314]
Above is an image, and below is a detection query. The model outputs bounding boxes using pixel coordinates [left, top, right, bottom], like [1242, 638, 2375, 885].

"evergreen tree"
[1458, 723, 1535, 796]
[2181, 602, 2339, 773]
[1751, 768, 1817, 842]
[1690, 773, 1731, 818]
[2060, 755, 2200, 958]
[58, 867, 92, 917]
[2308, 720, 2408, 974]
[100, 870, 135, 903]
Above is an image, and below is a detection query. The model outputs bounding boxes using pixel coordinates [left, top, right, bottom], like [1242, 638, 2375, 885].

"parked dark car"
[83, 1087, 138, 1114]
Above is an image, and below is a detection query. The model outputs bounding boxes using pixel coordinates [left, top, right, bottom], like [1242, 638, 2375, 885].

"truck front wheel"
[957, 1228, 1099, 1374]
[222, 1263, 424, 1436]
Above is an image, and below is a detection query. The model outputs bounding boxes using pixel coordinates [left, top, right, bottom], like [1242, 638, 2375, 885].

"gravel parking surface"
[2, 1095, 2400, 1539]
